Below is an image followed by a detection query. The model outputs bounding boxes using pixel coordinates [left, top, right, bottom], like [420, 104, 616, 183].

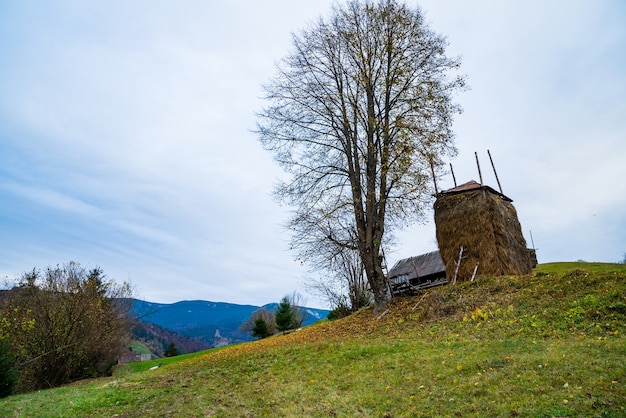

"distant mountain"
[132, 299, 329, 347]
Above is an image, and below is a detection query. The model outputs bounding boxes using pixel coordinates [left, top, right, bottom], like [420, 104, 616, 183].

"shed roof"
[387, 250, 445, 280]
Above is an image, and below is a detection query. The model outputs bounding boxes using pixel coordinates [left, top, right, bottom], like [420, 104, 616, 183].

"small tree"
[251, 317, 271, 340]
[326, 296, 353, 321]
[240, 307, 276, 337]
[164, 342, 179, 357]
[275, 297, 294, 334]
[304, 245, 372, 315]
[287, 292, 307, 329]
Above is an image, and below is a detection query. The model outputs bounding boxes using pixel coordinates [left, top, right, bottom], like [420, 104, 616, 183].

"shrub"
[0, 337, 17, 398]
[326, 296, 353, 320]
[0, 262, 134, 392]
[164, 342, 179, 357]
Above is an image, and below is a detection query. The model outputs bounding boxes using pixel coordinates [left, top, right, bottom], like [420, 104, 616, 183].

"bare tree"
[258, 0, 464, 309]
[286, 291, 307, 328]
[301, 217, 372, 312]
[294, 201, 372, 311]
[331, 247, 372, 311]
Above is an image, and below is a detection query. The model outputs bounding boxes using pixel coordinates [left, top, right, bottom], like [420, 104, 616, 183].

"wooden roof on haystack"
[438, 180, 513, 202]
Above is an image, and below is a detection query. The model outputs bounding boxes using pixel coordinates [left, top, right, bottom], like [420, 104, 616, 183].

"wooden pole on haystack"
[470, 263, 479, 282]
[475, 152, 483, 184]
[450, 163, 457, 187]
[452, 246, 465, 285]
[487, 149, 503, 194]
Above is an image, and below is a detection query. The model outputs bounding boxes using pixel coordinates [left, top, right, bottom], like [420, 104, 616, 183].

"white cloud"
[1, 0, 625, 308]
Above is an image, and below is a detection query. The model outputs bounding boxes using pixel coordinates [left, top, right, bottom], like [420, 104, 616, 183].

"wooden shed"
[387, 250, 447, 295]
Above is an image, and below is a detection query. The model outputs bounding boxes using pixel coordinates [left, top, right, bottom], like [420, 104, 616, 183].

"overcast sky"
[1, 1, 625, 308]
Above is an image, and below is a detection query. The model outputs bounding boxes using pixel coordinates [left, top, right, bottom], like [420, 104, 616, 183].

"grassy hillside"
[1, 262, 625, 417]
[128, 340, 153, 356]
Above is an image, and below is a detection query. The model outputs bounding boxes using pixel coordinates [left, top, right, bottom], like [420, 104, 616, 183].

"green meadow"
[1, 262, 625, 417]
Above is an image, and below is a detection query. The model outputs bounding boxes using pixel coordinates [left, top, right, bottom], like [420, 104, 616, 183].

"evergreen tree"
[251, 317, 271, 339]
[275, 297, 294, 334]
[164, 342, 179, 357]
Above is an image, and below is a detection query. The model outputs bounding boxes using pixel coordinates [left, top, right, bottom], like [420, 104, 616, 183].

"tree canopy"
[258, 0, 465, 308]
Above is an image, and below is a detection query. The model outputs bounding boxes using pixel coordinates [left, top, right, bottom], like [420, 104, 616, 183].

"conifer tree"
[251, 317, 271, 339]
[164, 342, 179, 357]
[275, 297, 294, 334]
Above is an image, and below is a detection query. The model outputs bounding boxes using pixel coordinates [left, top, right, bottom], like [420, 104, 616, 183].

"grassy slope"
[1, 262, 625, 417]
[129, 341, 153, 356]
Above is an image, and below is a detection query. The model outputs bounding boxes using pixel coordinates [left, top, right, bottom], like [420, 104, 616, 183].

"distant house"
[387, 250, 447, 296]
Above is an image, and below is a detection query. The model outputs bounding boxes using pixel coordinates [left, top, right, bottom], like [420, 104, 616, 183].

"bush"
[164, 342, 179, 357]
[0, 337, 17, 398]
[326, 296, 353, 321]
[0, 262, 134, 392]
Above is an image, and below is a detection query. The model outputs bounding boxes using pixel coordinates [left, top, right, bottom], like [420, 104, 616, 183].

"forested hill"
[132, 299, 329, 346]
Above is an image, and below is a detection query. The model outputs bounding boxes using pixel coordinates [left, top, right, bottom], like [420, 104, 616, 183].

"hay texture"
[434, 181, 533, 282]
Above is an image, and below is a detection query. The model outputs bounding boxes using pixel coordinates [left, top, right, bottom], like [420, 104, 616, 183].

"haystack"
[434, 180, 533, 282]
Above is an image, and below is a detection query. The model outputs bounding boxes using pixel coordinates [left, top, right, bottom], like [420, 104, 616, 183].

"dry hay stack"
[434, 181, 533, 282]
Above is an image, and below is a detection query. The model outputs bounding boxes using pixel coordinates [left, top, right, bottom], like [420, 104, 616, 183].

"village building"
[387, 250, 447, 296]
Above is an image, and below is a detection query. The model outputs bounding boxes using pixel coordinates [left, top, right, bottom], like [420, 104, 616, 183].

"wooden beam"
[475, 152, 483, 185]
[487, 149, 503, 194]
[450, 163, 457, 187]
